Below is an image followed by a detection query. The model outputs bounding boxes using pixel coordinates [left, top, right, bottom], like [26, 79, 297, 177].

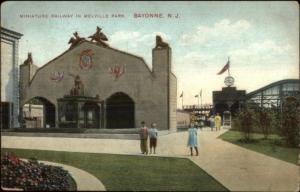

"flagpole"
[182, 95, 183, 109]
[228, 56, 230, 76]
[200, 90, 202, 107]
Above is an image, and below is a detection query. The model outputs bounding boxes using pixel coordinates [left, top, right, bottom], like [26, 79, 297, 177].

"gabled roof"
[29, 40, 152, 85]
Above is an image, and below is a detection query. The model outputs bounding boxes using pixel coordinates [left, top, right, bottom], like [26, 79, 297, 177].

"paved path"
[189, 129, 299, 192]
[2, 128, 299, 191]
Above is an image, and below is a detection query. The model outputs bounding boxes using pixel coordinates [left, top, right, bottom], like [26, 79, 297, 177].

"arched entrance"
[106, 92, 134, 128]
[22, 97, 56, 128]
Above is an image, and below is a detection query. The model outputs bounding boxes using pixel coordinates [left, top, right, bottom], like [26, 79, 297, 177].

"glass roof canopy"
[246, 79, 300, 110]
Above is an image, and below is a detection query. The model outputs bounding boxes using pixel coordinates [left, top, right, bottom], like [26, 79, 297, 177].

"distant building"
[176, 109, 190, 129]
[182, 104, 213, 117]
[246, 79, 300, 110]
[212, 79, 300, 116]
[213, 86, 246, 116]
[1, 27, 23, 129]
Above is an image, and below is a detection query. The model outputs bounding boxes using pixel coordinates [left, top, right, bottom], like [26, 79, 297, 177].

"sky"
[1, 1, 299, 108]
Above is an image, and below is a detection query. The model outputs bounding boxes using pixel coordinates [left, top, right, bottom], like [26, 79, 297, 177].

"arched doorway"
[106, 92, 134, 128]
[22, 97, 56, 128]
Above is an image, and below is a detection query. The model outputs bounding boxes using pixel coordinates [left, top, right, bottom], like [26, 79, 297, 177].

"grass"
[219, 130, 298, 165]
[1, 148, 228, 191]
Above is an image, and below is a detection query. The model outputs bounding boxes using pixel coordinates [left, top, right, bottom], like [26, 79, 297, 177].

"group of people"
[208, 113, 222, 131]
[139, 114, 222, 156]
[139, 121, 158, 155]
[1, 153, 73, 191]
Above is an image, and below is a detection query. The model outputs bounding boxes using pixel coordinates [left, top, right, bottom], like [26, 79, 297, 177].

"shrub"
[280, 96, 300, 147]
[231, 116, 241, 131]
[234, 110, 254, 142]
[241, 111, 254, 142]
[244, 105, 281, 135]
[270, 109, 282, 135]
[259, 109, 271, 139]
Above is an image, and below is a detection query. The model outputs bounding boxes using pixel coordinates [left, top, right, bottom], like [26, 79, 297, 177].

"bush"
[258, 109, 271, 139]
[269, 109, 282, 135]
[232, 99, 299, 147]
[231, 116, 241, 131]
[234, 110, 254, 142]
[244, 103, 282, 136]
[280, 96, 300, 147]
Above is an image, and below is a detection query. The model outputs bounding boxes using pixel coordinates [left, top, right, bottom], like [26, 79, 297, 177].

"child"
[149, 123, 158, 154]
[187, 123, 199, 156]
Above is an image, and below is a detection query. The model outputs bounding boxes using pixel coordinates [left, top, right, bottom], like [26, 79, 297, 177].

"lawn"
[219, 130, 298, 165]
[1, 148, 228, 191]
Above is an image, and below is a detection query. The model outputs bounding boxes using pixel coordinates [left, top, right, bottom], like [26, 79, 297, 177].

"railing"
[182, 104, 213, 110]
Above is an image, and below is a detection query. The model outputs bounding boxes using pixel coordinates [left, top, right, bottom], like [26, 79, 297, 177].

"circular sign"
[224, 76, 235, 87]
[79, 49, 94, 70]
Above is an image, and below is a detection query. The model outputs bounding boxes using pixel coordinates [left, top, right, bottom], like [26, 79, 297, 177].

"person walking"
[209, 115, 215, 131]
[149, 123, 158, 154]
[139, 121, 149, 155]
[187, 123, 199, 156]
[215, 113, 222, 131]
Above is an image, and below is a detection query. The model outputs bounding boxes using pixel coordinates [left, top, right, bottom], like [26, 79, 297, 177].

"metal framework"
[183, 104, 213, 115]
[182, 104, 213, 125]
[246, 79, 300, 110]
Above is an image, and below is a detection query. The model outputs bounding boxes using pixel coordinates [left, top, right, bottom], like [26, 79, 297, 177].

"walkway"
[2, 128, 299, 191]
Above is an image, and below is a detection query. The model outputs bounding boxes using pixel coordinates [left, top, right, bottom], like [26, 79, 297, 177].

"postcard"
[1, 1, 299, 191]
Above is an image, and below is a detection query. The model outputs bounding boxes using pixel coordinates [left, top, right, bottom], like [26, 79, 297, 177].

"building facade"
[1, 27, 22, 129]
[19, 29, 177, 130]
[213, 86, 246, 116]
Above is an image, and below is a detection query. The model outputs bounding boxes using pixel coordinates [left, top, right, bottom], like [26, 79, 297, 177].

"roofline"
[246, 79, 300, 97]
[107, 43, 153, 73]
[1, 27, 23, 39]
[29, 40, 153, 85]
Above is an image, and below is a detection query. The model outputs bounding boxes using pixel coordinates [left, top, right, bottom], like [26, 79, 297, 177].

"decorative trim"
[79, 49, 94, 70]
[108, 64, 125, 80]
[50, 71, 64, 82]
[1, 27, 23, 39]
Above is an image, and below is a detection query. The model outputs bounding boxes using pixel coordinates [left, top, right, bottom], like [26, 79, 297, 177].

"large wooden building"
[19, 28, 177, 130]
